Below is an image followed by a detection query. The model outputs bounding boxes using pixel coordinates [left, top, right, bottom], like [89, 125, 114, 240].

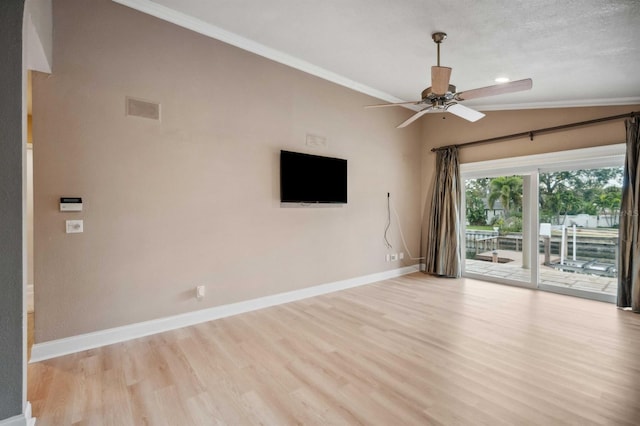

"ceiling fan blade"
[397, 108, 432, 128]
[455, 78, 533, 101]
[447, 103, 485, 122]
[364, 100, 423, 108]
[431, 66, 452, 95]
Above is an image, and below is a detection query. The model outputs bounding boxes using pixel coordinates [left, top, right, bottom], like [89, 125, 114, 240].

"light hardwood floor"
[28, 273, 640, 425]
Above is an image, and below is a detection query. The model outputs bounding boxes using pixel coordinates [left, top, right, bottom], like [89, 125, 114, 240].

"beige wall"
[420, 105, 639, 254]
[33, 0, 422, 342]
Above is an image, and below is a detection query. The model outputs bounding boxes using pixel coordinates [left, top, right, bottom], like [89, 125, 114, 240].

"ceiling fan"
[366, 32, 533, 128]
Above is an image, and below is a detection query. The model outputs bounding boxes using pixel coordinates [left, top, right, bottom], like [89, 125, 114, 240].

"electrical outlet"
[196, 285, 205, 300]
[385, 254, 391, 262]
[399, 252, 404, 260]
[390, 253, 398, 261]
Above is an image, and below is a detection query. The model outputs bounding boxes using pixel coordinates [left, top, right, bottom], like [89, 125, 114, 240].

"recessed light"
[495, 77, 510, 83]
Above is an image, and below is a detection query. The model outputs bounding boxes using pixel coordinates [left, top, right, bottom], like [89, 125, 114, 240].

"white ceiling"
[115, 0, 640, 111]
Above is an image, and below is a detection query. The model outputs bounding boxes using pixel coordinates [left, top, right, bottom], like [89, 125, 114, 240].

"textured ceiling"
[116, 0, 640, 110]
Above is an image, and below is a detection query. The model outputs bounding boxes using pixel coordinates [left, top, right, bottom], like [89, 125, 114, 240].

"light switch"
[66, 220, 83, 233]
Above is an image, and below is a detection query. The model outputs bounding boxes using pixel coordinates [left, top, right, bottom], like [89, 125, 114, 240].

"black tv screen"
[280, 150, 347, 204]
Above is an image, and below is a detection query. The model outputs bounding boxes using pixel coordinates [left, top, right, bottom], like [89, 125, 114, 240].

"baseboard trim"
[0, 403, 35, 426]
[30, 265, 420, 362]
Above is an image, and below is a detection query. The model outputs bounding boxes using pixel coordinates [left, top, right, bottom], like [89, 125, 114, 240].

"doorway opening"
[27, 70, 35, 359]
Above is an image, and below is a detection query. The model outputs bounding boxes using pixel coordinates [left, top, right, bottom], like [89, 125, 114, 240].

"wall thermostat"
[60, 197, 83, 212]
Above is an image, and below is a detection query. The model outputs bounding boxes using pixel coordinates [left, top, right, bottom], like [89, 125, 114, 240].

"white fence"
[540, 214, 618, 228]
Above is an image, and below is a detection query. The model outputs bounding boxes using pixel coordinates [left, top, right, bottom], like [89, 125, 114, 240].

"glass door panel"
[464, 174, 534, 286]
[537, 167, 622, 302]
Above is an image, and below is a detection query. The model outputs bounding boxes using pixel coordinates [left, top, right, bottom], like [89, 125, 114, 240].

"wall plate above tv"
[280, 150, 347, 205]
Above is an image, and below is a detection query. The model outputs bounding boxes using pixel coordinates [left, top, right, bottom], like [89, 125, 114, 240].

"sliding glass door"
[461, 145, 625, 302]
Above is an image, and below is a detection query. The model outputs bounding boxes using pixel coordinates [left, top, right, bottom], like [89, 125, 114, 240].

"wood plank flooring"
[28, 273, 640, 425]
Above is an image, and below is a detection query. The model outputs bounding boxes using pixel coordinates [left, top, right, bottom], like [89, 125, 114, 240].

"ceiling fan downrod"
[432, 32, 447, 66]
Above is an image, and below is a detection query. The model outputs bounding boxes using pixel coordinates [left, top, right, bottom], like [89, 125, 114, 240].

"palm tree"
[488, 176, 523, 218]
[594, 187, 622, 227]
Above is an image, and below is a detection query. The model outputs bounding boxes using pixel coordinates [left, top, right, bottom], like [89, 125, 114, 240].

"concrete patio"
[465, 250, 617, 297]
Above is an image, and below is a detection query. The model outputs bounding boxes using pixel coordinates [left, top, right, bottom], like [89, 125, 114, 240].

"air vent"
[126, 97, 160, 121]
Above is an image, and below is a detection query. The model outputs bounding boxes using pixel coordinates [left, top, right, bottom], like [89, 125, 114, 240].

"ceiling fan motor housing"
[422, 84, 456, 100]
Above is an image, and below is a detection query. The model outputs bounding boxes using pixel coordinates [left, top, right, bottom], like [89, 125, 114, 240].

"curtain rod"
[431, 111, 640, 152]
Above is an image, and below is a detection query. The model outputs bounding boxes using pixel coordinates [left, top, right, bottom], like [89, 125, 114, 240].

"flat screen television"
[280, 150, 347, 204]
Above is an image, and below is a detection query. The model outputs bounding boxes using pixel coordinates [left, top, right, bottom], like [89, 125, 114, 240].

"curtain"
[618, 116, 640, 312]
[425, 147, 462, 277]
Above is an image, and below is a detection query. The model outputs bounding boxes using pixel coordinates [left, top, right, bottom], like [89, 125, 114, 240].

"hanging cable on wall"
[384, 192, 425, 260]
[384, 192, 392, 249]
[392, 205, 425, 261]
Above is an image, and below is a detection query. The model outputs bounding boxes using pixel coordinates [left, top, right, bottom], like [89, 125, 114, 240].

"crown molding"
[112, 0, 406, 105]
[470, 97, 640, 112]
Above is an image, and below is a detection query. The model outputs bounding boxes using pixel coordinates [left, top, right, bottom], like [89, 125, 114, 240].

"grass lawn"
[466, 225, 497, 231]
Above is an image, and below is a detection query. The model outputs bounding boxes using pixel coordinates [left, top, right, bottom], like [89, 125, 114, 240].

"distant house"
[485, 198, 505, 224]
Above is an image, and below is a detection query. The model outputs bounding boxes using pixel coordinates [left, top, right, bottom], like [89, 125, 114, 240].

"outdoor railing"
[465, 230, 499, 254]
[465, 229, 618, 262]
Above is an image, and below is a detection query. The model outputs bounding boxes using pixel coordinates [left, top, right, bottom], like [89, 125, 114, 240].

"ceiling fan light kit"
[365, 32, 533, 128]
